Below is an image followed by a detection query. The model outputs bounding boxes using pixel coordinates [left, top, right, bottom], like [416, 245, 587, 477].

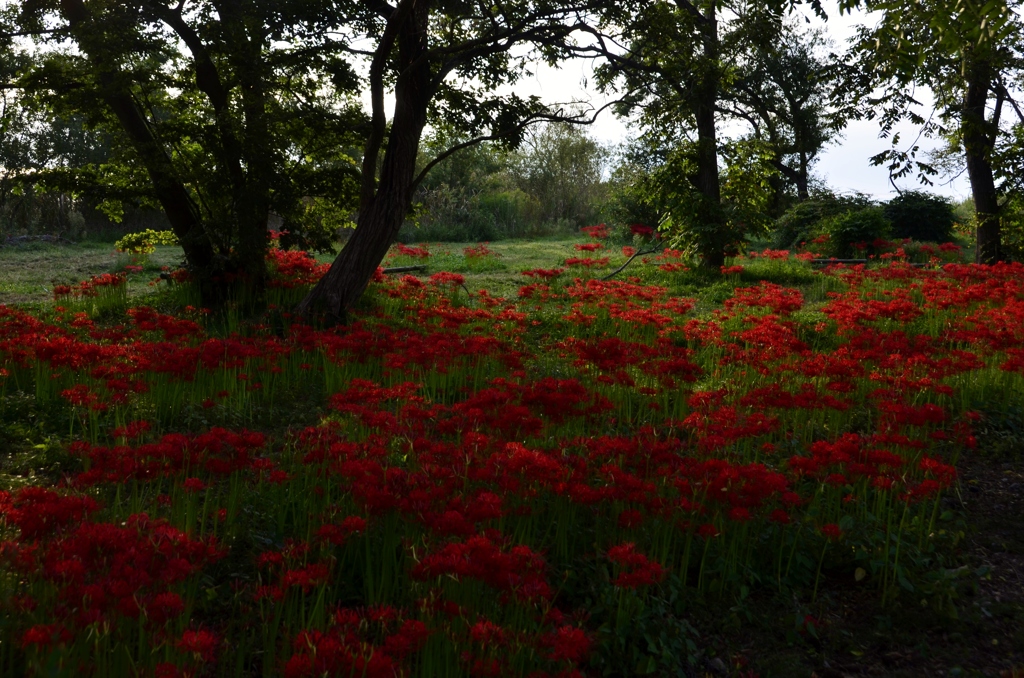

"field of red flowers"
[1, 233, 1023, 677]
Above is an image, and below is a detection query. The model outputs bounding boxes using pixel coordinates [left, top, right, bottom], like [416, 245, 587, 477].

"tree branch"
[410, 99, 622, 190]
[361, 0, 416, 210]
[601, 243, 661, 281]
[365, 0, 398, 20]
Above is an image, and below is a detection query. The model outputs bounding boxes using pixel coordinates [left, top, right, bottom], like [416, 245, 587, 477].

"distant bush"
[816, 206, 892, 258]
[115, 228, 179, 254]
[398, 187, 558, 243]
[883, 191, 956, 243]
[771, 192, 874, 250]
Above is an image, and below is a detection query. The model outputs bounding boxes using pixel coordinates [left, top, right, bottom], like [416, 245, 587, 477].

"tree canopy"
[840, 0, 1024, 263]
[2, 0, 1023, 308]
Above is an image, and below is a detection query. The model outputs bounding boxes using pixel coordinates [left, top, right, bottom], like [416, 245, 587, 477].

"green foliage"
[509, 123, 608, 229]
[727, 21, 853, 206]
[403, 184, 545, 243]
[816, 206, 892, 258]
[114, 229, 179, 255]
[587, 576, 700, 677]
[7, 0, 367, 287]
[719, 138, 780, 239]
[998, 194, 1024, 262]
[604, 159, 664, 234]
[883, 191, 956, 243]
[409, 123, 607, 242]
[840, 0, 1023, 261]
[771, 192, 875, 250]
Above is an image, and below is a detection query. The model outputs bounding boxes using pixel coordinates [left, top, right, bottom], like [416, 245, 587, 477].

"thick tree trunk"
[963, 59, 1001, 264]
[234, 48, 271, 295]
[796, 152, 809, 201]
[694, 5, 724, 269]
[295, 2, 430, 322]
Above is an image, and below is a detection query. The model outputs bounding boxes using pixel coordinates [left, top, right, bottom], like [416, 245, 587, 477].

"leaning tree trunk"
[295, 2, 430, 323]
[963, 58, 1001, 265]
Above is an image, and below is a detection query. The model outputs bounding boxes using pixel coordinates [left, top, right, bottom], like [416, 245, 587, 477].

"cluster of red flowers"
[579, 224, 610, 239]
[53, 272, 127, 300]
[464, 243, 499, 259]
[563, 256, 610, 268]
[3, 240, 1021, 675]
[606, 543, 667, 587]
[266, 248, 331, 289]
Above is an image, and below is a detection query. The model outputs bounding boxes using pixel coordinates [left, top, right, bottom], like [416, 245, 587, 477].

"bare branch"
[410, 99, 622, 190]
[601, 243, 661, 281]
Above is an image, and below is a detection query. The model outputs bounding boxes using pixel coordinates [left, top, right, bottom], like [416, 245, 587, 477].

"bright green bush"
[114, 229, 180, 254]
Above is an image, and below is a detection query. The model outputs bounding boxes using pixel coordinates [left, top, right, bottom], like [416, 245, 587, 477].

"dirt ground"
[695, 451, 1024, 678]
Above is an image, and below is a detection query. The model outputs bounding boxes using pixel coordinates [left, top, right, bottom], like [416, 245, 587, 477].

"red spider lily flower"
[316, 515, 367, 546]
[111, 420, 152, 440]
[283, 654, 314, 678]
[411, 535, 551, 601]
[469, 618, 508, 646]
[20, 624, 63, 649]
[617, 509, 643, 528]
[1, 487, 100, 539]
[521, 267, 565, 279]
[575, 242, 604, 252]
[394, 243, 431, 259]
[182, 478, 208, 493]
[728, 507, 751, 522]
[280, 562, 331, 593]
[607, 543, 667, 587]
[581, 224, 610, 239]
[147, 591, 186, 625]
[429, 271, 466, 287]
[820, 524, 842, 541]
[382, 619, 431, 658]
[177, 628, 220, 663]
[698, 523, 719, 539]
[464, 243, 499, 259]
[629, 223, 655, 238]
[266, 470, 291, 484]
[564, 256, 610, 268]
[541, 625, 591, 663]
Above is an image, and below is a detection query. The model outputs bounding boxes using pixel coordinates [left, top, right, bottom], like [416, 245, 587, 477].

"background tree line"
[0, 0, 1022, 317]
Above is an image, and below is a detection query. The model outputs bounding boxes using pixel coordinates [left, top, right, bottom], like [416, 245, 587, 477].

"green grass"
[0, 242, 184, 306]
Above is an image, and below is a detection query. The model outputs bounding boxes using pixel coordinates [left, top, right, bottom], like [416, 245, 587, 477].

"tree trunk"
[295, 3, 431, 322]
[796, 151, 809, 201]
[963, 58, 1001, 264]
[694, 4, 724, 269]
[233, 28, 272, 297]
[59, 0, 216, 276]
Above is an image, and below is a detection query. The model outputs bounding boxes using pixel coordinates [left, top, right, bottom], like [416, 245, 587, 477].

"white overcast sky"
[513, 2, 971, 201]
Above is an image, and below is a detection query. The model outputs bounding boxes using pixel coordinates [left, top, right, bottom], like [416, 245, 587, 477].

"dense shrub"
[771, 192, 874, 250]
[816, 206, 892, 258]
[883, 191, 956, 243]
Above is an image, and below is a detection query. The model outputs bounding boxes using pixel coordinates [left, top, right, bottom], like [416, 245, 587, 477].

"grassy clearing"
[0, 242, 184, 306]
